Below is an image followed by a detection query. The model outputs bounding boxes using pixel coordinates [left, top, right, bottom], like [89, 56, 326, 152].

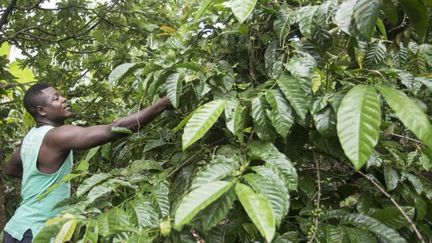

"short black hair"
[23, 83, 52, 117]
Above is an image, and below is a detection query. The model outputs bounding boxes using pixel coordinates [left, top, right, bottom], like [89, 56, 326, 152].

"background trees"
[2, 0, 432, 242]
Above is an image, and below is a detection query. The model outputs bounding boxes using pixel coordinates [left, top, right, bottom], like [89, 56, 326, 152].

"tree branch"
[0, 0, 17, 32]
[358, 171, 425, 243]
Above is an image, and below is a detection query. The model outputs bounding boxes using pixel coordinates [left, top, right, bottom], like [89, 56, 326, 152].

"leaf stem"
[358, 170, 425, 243]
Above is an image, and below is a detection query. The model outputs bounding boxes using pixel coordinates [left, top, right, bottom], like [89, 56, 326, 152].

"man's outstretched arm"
[47, 97, 171, 151]
[3, 148, 23, 178]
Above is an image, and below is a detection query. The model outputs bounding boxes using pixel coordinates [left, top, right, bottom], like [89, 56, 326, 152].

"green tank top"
[4, 125, 73, 240]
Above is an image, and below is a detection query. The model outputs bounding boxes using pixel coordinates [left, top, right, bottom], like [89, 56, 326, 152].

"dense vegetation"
[2, 0, 432, 242]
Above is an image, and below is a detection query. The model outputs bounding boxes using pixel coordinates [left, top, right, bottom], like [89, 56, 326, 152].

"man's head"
[24, 83, 72, 123]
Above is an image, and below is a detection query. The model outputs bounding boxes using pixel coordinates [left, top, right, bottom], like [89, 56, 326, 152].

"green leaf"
[265, 89, 294, 138]
[383, 166, 398, 191]
[337, 85, 381, 170]
[376, 85, 432, 148]
[248, 141, 298, 191]
[235, 183, 276, 242]
[399, 0, 429, 41]
[194, 189, 236, 231]
[109, 63, 143, 85]
[298, 6, 318, 39]
[55, 219, 77, 243]
[82, 219, 98, 243]
[324, 210, 407, 243]
[324, 225, 346, 243]
[132, 199, 160, 228]
[251, 96, 276, 141]
[335, 0, 356, 34]
[225, 99, 246, 142]
[382, 0, 399, 25]
[371, 206, 415, 229]
[182, 100, 226, 150]
[244, 173, 289, 226]
[364, 42, 387, 68]
[77, 173, 112, 197]
[165, 72, 182, 108]
[229, 0, 258, 24]
[174, 181, 233, 230]
[38, 173, 82, 200]
[344, 227, 377, 243]
[191, 159, 240, 189]
[352, 0, 382, 40]
[313, 106, 337, 137]
[277, 74, 309, 122]
[152, 182, 170, 217]
[97, 208, 131, 237]
[33, 218, 67, 243]
[311, 69, 322, 94]
[172, 111, 195, 133]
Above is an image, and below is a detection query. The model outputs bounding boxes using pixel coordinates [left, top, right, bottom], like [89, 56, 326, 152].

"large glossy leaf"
[344, 227, 377, 243]
[324, 225, 346, 243]
[182, 100, 226, 150]
[165, 72, 182, 108]
[335, 0, 356, 34]
[77, 173, 112, 197]
[152, 182, 170, 217]
[132, 199, 160, 228]
[313, 106, 337, 137]
[337, 85, 381, 170]
[194, 189, 236, 231]
[229, 0, 257, 24]
[248, 141, 298, 191]
[174, 181, 233, 230]
[235, 183, 275, 242]
[353, 0, 382, 40]
[376, 85, 432, 148]
[108, 63, 143, 85]
[399, 0, 428, 41]
[265, 89, 294, 138]
[364, 41, 387, 68]
[97, 208, 131, 237]
[371, 206, 415, 229]
[82, 219, 98, 243]
[244, 173, 289, 226]
[251, 96, 276, 141]
[55, 219, 77, 243]
[277, 74, 309, 122]
[298, 6, 319, 39]
[324, 210, 407, 243]
[225, 99, 246, 142]
[191, 159, 240, 189]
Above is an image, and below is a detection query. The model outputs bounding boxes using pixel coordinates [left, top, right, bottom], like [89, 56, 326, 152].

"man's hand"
[3, 148, 23, 178]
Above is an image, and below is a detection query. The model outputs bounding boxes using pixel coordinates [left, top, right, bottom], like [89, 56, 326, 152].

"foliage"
[2, 0, 432, 242]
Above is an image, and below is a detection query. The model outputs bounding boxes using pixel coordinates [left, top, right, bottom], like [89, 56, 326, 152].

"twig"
[358, 170, 425, 243]
[389, 132, 424, 145]
[168, 150, 202, 178]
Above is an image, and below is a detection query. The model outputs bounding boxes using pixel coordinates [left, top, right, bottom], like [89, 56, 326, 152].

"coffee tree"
[2, 0, 432, 242]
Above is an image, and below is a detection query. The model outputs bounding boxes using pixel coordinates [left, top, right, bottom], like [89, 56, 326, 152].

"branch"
[358, 171, 425, 243]
[308, 152, 322, 243]
[0, 0, 17, 32]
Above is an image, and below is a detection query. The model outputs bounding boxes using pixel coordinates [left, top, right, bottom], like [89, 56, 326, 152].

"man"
[2, 83, 171, 242]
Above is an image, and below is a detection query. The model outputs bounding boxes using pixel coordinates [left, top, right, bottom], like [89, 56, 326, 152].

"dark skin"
[3, 87, 171, 176]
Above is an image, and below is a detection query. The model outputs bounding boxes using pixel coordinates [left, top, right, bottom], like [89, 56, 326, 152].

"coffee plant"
[2, 0, 432, 242]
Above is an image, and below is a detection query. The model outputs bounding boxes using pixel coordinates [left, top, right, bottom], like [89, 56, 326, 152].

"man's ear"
[37, 105, 47, 117]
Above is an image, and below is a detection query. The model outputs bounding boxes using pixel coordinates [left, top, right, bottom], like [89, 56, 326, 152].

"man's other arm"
[48, 97, 172, 151]
[3, 148, 23, 178]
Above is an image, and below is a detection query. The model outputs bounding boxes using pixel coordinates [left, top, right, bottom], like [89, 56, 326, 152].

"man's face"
[38, 87, 72, 122]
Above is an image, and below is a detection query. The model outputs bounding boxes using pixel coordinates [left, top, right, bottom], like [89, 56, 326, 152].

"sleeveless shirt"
[4, 125, 73, 240]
